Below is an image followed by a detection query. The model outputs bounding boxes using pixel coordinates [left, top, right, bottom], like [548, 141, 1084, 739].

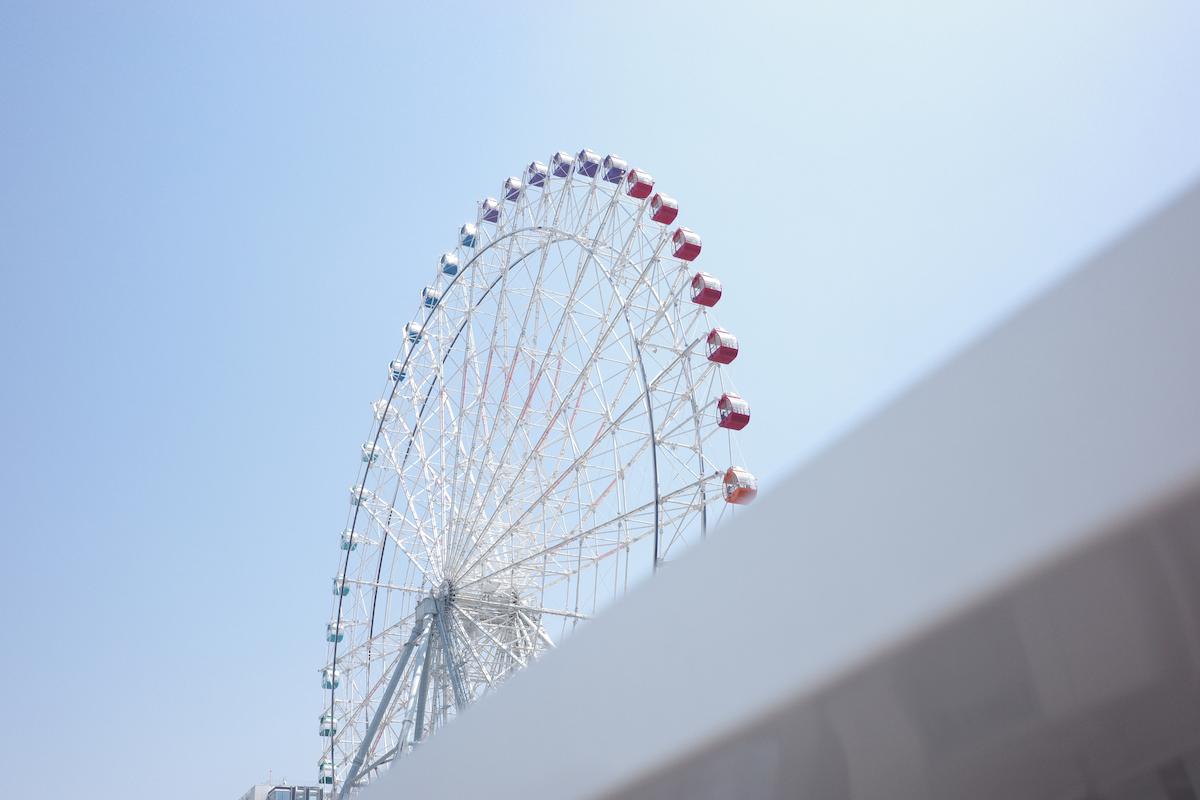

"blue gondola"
[602, 154, 627, 183]
[503, 177, 523, 201]
[550, 150, 574, 178]
[526, 160, 548, 187]
[576, 148, 600, 178]
[480, 197, 499, 223]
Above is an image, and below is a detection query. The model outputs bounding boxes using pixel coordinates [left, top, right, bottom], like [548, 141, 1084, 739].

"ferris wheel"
[318, 148, 758, 795]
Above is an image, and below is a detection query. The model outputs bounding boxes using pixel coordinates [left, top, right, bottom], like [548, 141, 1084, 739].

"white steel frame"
[321, 150, 751, 796]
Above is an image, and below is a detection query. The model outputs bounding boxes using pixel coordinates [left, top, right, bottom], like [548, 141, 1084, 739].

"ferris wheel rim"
[325, 217, 672, 785]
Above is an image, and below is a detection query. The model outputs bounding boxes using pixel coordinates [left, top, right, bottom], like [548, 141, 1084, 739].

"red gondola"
[690, 272, 722, 306]
[723, 467, 758, 505]
[717, 393, 750, 430]
[706, 328, 739, 364]
[650, 192, 679, 224]
[672, 227, 702, 261]
[625, 168, 654, 199]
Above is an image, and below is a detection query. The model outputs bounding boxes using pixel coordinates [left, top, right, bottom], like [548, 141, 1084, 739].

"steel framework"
[320, 149, 754, 795]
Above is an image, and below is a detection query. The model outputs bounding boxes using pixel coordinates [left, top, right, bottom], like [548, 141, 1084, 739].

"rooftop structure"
[237, 784, 325, 800]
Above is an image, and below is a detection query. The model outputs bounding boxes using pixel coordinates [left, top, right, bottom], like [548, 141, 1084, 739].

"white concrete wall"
[364, 181, 1200, 800]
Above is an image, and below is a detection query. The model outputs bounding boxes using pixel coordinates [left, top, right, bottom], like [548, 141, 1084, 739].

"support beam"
[338, 598, 436, 800]
[412, 621, 436, 744]
[435, 600, 469, 711]
[356, 743, 399, 782]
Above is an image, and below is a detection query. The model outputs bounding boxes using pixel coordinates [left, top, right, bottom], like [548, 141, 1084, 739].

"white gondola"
[349, 485, 369, 506]
[405, 322, 423, 343]
[361, 441, 379, 463]
[321, 667, 340, 689]
[318, 759, 334, 785]
[388, 359, 407, 382]
[422, 286, 441, 308]
[326, 620, 345, 643]
[576, 148, 601, 178]
[372, 399, 395, 422]
[440, 252, 460, 276]
[526, 160, 548, 187]
[550, 150, 574, 177]
[503, 177, 523, 201]
[332, 577, 349, 597]
[340, 529, 357, 551]
[319, 713, 337, 737]
[460, 223, 478, 248]
[602, 154, 627, 183]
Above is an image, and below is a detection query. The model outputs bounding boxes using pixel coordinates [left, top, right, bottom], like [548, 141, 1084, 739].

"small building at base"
[237, 783, 326, 800]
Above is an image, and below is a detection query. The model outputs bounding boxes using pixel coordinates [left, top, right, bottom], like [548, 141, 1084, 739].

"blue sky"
[1, 2, 1198, 798]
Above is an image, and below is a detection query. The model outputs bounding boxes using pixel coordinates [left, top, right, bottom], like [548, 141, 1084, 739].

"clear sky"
[1, 3, 1198, 798]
